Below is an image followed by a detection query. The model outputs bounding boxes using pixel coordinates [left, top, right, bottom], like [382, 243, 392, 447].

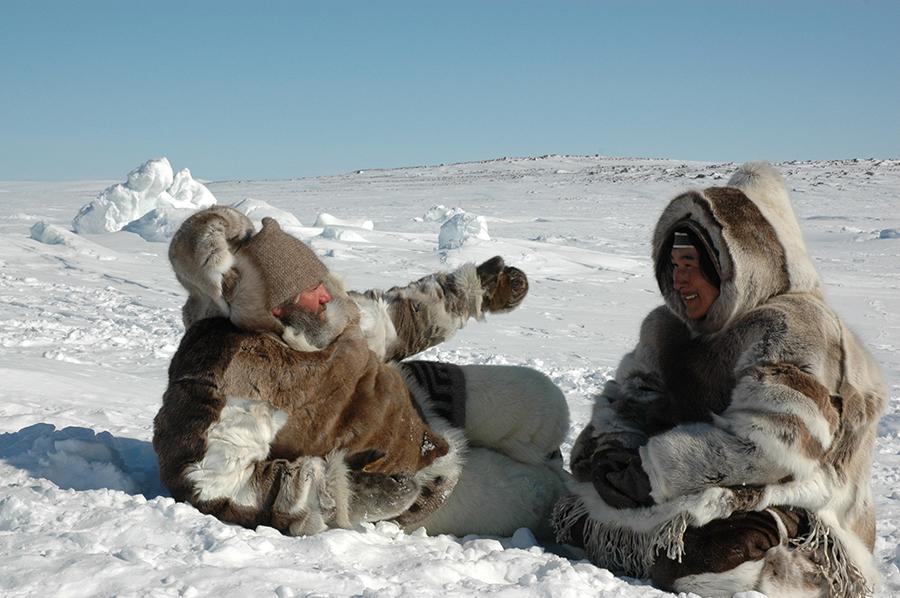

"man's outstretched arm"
[350, 256, 528, 362]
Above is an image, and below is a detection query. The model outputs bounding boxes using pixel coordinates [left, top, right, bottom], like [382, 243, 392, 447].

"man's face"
[671, 246, 720, 320]
[292, 282, 333, 320]
[272, 281, 346, 350]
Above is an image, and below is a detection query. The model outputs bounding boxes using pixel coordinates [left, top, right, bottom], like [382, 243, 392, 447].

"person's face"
[671, 246, 719, 320]
[291, 282, 333, 320]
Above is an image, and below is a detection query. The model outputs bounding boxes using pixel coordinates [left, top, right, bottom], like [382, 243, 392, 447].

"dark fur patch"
[650, 507, 808, 591]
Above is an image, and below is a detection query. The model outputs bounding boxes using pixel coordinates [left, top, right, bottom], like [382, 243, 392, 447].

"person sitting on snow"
[153, 206, 568, 539]
[553, 162, 886, 597]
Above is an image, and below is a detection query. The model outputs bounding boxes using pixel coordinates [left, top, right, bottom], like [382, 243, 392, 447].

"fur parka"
[554, 163, 886, 597]
[155, 207, 529, 536]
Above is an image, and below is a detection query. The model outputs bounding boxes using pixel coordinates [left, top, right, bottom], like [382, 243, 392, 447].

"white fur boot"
[416, 446, 568, 540]
[459, 364, 569, 464]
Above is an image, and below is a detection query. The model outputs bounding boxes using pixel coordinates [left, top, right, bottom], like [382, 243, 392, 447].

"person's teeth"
[684, 293, 698, 300]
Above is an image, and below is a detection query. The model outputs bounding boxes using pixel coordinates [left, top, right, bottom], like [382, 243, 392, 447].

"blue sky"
[1, 0, 898, 181]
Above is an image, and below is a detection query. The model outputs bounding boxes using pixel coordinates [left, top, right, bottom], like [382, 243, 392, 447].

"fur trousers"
[401, 362, 570, 540]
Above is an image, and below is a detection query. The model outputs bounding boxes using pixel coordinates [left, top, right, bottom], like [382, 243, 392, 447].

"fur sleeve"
[349, 263, 485, 362]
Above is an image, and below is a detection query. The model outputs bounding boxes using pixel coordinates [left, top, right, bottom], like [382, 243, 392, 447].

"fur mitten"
[348, 470, 419, 522]
[591, 447, 653, 509]
[476, 256, 528, 313]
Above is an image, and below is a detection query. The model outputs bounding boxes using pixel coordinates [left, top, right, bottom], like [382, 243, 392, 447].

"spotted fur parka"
[154, 207, 528, 536]
[554, 163, 886, 597]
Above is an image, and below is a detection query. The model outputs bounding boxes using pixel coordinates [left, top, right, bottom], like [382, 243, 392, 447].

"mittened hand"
[591, 447, 654, 509]
[348, 470, 419, 522]
[476, 256, 529, 313]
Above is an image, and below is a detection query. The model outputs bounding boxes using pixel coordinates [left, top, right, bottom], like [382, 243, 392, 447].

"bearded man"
[154, 207, 568, 538]
[553, 163, 886, 597]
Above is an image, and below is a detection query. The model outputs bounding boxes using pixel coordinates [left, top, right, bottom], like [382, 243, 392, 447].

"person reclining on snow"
[153, 207, 568, 539]
[553, 162, 886, 597]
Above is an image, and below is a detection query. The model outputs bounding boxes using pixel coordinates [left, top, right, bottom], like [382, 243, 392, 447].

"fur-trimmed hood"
[652, 162, 822, 335]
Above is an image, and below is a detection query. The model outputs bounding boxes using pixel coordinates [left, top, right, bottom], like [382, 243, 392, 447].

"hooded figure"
[553, 163, 886, 597]
[155, 209, 569, 538]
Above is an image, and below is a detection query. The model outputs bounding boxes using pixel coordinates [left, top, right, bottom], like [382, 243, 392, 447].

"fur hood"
[651, 162, 822, 335]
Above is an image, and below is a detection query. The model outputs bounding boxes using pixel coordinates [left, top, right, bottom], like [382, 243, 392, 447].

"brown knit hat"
[237, 217, 329, 310]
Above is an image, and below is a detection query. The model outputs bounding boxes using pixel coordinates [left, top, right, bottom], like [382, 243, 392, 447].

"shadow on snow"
[0, 423, 167, 499]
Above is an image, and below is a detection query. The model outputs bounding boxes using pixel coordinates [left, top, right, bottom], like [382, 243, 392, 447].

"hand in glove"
[348, 470, 419, 522]
[346, 449, 419, 522]
[591, 447, 654, 509]
[476, 256, 529, 313]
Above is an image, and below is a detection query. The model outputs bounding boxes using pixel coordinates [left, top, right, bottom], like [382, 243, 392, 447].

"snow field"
[0, 155, 898, 596]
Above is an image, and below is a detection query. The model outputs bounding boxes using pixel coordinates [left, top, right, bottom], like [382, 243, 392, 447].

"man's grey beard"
[278, 294, 352, 351]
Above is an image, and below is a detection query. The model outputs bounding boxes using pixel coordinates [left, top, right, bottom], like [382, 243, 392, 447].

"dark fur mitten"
[476, 256, 529, 313]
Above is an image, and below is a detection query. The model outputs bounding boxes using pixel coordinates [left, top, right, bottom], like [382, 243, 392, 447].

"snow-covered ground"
[1, 156, 898, 597]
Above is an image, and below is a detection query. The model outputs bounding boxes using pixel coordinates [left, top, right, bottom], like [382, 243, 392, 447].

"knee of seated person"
[461, 365, 569, 451]
[462, 365, 569, 427]
[650, 510, 792, 593]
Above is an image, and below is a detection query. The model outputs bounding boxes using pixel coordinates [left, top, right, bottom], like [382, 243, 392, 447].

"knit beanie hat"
[237, 217, 329, 310]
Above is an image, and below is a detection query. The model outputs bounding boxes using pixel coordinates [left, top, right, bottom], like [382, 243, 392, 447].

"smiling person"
[553, 163, 886, 598]
[154, 208, 569, 540]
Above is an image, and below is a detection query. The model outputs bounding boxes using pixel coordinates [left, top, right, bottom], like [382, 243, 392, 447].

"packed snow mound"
[72, 158, 216, 234]
[169, 168, 216, 207]
[0, 424, 141, 494]
[438, 211, 490, 250]
[879, 228, 899, 239]
[231, 197, 302, 229]
[122, 207, 198, 243]
[314, 212, 374, 230]
[29, 221, 118, 260]
[421, 204, 465, 222]
[320, 226, 368, 242]
[30, 221, 84, 246]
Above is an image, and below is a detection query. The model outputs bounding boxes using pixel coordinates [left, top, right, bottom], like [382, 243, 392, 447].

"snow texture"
[2, 156, 899, 597]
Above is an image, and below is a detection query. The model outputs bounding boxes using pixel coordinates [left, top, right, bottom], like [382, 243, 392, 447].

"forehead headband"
[672, 231, 695, 249]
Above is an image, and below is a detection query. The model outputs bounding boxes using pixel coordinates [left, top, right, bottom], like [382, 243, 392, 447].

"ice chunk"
[169, 168, 216, 209]
[30, 221, 81, 246]
[122, 207, 198, 242]
[231, 198, 302, 228]
[423, 205, 465, 222]
[438, 211, 490, 250]
[314, 213, 374, 230]
[320, 226, 368, 242]
[72, 158, 217, 234]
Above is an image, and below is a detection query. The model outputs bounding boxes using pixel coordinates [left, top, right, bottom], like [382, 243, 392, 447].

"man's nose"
[319, 287, 333, 304]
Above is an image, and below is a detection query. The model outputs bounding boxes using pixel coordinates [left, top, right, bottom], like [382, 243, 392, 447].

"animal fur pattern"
[555, 162, 886, 597]
[157, 207, 534, 536]
[168, 205, 254, 327]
